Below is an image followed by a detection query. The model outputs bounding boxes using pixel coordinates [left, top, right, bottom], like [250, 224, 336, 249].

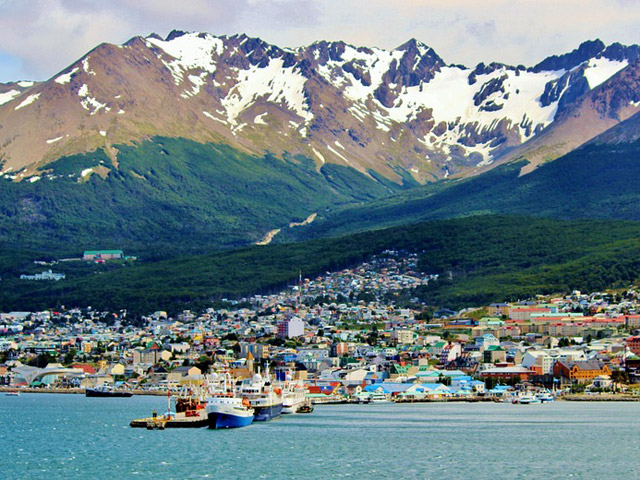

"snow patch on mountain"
[254, 112, 268, 125]
[583, 58, 628, 89]
[147, 32, 223, 85]
[327, 145, 351, 165]
[182, 72, 208, 98]
[386, 66, 562, 140]
[203, 110, 227, 124]
[312, 148, 325, 164]
[0, 89, 20, 106]
[82, 58, 96, 76]
[221, 58, 312, 125]
[15, 93, 40, 110]
[55, 67, 79, 84]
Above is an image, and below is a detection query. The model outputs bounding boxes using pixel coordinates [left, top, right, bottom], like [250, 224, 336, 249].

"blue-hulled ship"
[206, 395, 254, 429]
[205, 372, 254, 429]
[236, 366, 283, 422]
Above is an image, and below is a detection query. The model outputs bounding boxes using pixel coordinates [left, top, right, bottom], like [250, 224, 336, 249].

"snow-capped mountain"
[1, 32, 639, 183]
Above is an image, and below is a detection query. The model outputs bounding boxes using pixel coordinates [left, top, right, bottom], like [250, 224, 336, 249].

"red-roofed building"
[72, 363, 96, 375]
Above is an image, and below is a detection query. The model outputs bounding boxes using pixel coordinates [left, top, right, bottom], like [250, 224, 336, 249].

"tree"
[63, 349, 77, 365]
[27, 353, 55, 368]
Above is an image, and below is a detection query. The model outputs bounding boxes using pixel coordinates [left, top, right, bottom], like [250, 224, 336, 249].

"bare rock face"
[1, 32, 640, 184]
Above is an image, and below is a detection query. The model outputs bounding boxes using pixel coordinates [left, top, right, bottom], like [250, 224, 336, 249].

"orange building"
[553, 360, 611, 383]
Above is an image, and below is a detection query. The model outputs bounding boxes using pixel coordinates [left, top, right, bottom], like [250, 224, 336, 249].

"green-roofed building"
[484, 345, 506, 364]
[83, 250, 124, 261]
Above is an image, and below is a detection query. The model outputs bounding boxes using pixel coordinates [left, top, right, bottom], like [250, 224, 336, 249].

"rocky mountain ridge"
[1, 32, 639, 183]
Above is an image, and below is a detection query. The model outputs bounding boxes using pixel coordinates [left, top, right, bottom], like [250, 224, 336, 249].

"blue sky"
[1, 0, 640, 83]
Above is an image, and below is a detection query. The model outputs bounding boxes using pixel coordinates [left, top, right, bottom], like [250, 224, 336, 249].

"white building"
[278, 316, 304, 339]
[521, 351, 553, 374]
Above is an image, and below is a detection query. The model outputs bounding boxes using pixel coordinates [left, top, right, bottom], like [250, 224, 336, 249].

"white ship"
[281, 381, 307, 414]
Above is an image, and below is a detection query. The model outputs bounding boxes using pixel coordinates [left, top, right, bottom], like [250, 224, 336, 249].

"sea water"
[1, 393, 639, 479]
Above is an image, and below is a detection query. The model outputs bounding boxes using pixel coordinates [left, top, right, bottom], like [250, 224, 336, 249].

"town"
[1, 250, 639, 403]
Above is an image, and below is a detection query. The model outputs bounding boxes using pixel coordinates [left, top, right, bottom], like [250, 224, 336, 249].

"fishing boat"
[236, 365, 283, 422]
[85, 385, 133, 397]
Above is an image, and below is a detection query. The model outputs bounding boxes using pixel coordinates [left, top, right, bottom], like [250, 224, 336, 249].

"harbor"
[2, 393, 640, 479]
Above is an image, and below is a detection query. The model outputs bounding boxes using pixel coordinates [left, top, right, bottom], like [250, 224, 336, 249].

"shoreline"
[0, 386, 171, 396]
[3, 386, 640, 402]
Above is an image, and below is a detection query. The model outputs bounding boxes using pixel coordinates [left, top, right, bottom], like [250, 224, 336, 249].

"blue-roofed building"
[488, 384, 514, 397]
[363, 383, 412, 395]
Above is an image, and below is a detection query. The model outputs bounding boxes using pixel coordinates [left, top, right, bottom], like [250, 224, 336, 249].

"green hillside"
[286, 139, 640, 241]
[3, 216, 640, 315]
[0, 137, 401, 256]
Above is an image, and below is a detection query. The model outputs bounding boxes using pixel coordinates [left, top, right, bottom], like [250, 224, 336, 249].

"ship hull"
[207, 411, 254, 429]
[253, 402, 283, 421]
[85, 388, 133, 398]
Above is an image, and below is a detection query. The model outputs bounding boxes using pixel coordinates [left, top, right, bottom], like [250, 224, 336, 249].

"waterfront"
[1, 394, 640, 479]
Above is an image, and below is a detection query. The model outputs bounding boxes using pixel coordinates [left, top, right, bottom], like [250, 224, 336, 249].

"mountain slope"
[0, 137, 400, 253]
[480, 41, 640, 176]
[1, 33, 637, 184]
[285, 134, 640, 240]
[3, 216, 640, 314]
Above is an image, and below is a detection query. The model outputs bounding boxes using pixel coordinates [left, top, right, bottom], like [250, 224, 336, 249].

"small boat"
[536, 391, 555, 403]
[85, 385, 133, 397]
[5, 391, 20, 396]
[296, 402, 314, 414]
[517, 393, 541, 404]
[369, 392, 390, 403]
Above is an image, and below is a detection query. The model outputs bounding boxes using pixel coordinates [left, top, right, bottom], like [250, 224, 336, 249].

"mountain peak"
[533, 39, 606, 72]
[396, 38, 434, 57]
[166, 29, 189, 42]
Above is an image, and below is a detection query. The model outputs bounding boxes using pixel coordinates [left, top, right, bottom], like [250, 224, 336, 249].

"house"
[553, 360, 612, 383]
[440, 343, 462, 364]
[483, 345, 506, 364]
[392, 329, 415, 345]
[480, 366, 532, 381]
[488, 303, 511, 317]
[109, 363, 125, 376]
[475, 334, 499, 351]
[132, 346, 165, 365]
[625, 336, 640, 355]
[0, 365, 11, 386]
[590, 375, 613, 390]
[521, 351, 553, 374]
[20, 270, 66, 281]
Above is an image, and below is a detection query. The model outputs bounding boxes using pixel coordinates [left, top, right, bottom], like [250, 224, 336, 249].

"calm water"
[1, 394, 639, 479]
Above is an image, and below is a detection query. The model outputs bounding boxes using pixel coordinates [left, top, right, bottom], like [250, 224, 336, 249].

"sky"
[2, 0, 640, 82]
